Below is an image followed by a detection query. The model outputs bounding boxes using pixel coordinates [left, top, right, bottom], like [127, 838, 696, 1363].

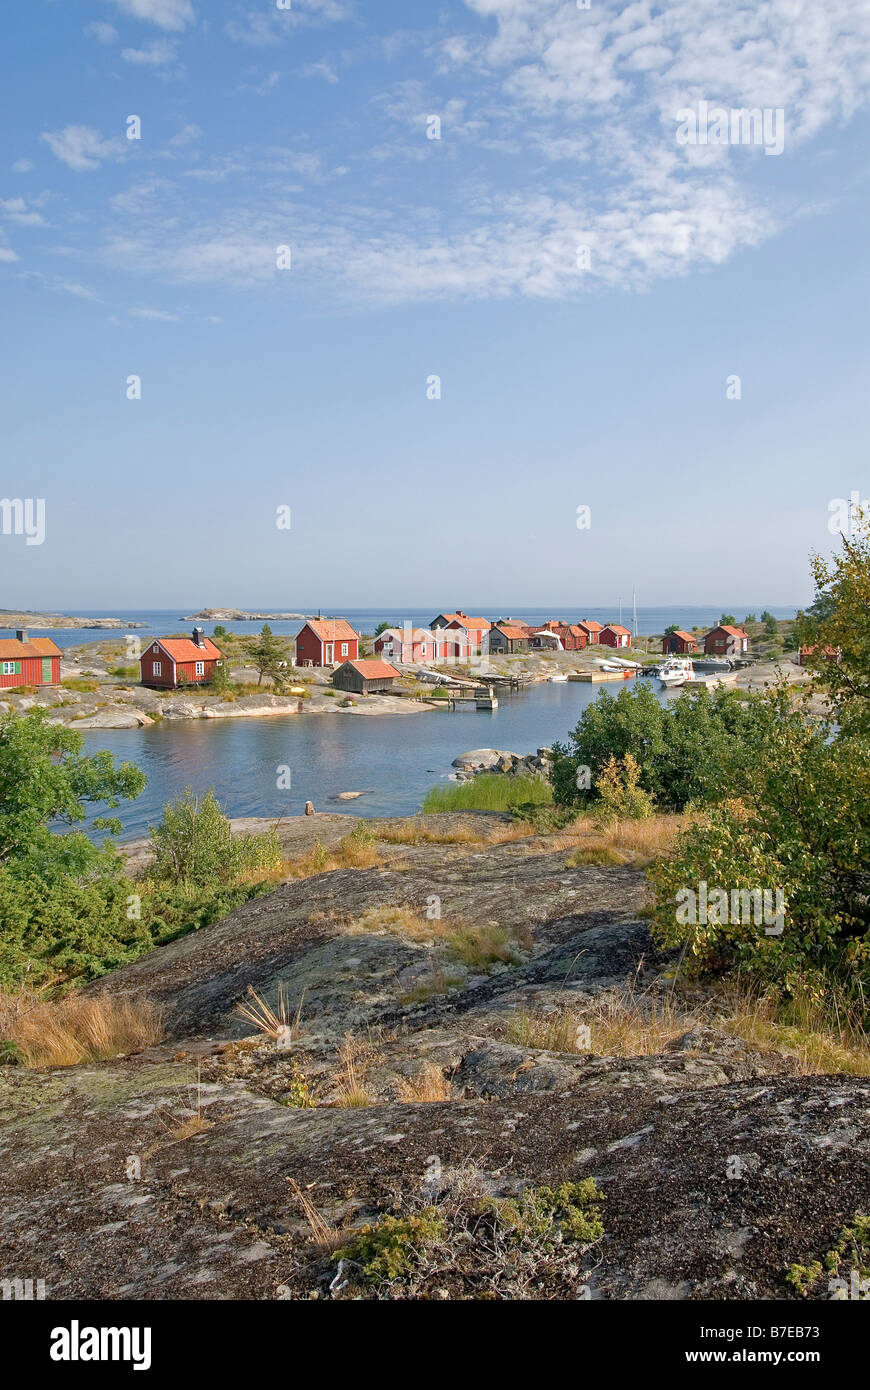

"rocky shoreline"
[0, 610, 145, 629]
[2, 808, 862, 1301]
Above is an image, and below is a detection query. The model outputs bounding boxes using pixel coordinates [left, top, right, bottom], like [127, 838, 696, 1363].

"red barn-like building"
[704, 625, 749, 657]
[0, 631, 61, 688]
[599, 624, 632, 649]
[661, 630, 698, 655]
[295, 619, 359, 667]
[140, 628, 222, 688]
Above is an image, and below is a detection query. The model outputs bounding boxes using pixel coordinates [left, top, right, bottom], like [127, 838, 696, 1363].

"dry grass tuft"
[332, 1032, 379, 1107]
[558, 812, 685, 868]
[235, 983, 304, 1046]
[285, 1177, 346, 1251]
[350, 905, 438, 941]
[284, 827, 384, 879]
[396, 1064, 452, 1102]
[349, 904, 531, 973]
[0, 989, 164, 1068]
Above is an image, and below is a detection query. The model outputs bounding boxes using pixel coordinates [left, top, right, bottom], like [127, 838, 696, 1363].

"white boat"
[659, 656, 698, 688]
[548, 673, 569, 682]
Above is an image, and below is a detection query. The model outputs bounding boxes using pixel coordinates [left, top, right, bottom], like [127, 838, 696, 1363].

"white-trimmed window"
[3, 661, 15, 675]
[195, 661, 205, 676]
[153, 661, 162, 676]
[341, 643, 348, 656]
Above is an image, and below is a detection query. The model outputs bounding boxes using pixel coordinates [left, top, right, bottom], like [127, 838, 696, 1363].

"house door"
[324, 643, 334, 664]
[41, 658, 53, 682]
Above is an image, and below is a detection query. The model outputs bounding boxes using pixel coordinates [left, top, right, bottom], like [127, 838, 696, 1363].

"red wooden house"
[0, 630, 61, 688]
[704, 625, 749, 657]
[140, 628, 222, 688]
[661, 630, 698, 655]
[374, 627, 435, 664]
[576, 619, 603, 645]
[430, 611, 491, 655]
[798, 644, 840, 666]
[295, 618, 359, 667]
[599, 624, 632, 649]
[554, 622, 587, 651]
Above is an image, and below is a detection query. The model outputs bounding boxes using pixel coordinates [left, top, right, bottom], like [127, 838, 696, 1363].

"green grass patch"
[422, 772, 553, 814]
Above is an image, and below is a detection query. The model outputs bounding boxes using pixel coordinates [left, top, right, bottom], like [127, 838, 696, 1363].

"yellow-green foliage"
[594, 753, 655, 825]
[335, 1209, 448, 1283]
[279, 1059, 314, 1108]
[787, 1212, 870, 1298]
[486, 1179, 605, 1251]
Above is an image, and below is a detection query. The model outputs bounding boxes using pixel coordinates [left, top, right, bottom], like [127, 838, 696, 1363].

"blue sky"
[1, 0, 868, 610]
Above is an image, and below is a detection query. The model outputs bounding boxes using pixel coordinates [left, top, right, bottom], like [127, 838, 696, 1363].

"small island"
[0, 609, 146, 630]
[184, 607, 317, 622]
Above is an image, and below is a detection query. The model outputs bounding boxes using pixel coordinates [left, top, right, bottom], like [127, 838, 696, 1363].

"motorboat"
[658, 656, 698, 688]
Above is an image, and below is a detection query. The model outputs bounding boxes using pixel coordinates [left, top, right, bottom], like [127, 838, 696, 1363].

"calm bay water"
[23, 603, 796, 841]
[82, 678, 674, 841]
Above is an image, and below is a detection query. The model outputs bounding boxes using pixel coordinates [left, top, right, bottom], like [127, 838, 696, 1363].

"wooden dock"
[569, 670, 636, 683]
[447, 684, 498, 710]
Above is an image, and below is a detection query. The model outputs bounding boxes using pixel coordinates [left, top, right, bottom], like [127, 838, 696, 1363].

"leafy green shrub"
[550, 683, 767, 812]
[649, 694, 870, 990]
[148, 787, 281, 885]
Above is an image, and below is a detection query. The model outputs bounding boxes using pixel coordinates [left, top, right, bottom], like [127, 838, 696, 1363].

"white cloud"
[121, 39, 178, 65]
[226, 0, 352, 45]
[0, 197, 45, 226]
[11, 160, 34, 173]
[301, 60, 339, 84]
[40, 126, 124, 172]
[16, 270, 98, 298]
[168, 123, 202, 146]
[85, 20, 118, 44]
[129, 306, 181, 320]
[0, 245, 18, 263]
[107, 0, 194, 32]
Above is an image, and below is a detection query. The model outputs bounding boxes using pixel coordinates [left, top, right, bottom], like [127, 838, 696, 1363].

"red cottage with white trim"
[0, 630, 62, 688]
[140, 628, 222, 688]
[295, 618, 359, 667]
[599, 624, 632, 648]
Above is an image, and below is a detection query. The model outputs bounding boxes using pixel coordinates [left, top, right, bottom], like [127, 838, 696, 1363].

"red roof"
[436, 613, 492, 632]
[494, 624, 528, 640]
[672, 630, 695, 641]
[302, 618, 359, 643]
[603, 624, 631, 635]
[341, 660, 399, 679]
[152, 636, 222, 662]
[0, 636, 61, 659]
[712, 626, 748, 639]
[577, 619, 603, 632]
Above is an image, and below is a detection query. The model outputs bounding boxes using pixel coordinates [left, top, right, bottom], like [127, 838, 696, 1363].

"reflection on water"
[82, 678, 670, 841]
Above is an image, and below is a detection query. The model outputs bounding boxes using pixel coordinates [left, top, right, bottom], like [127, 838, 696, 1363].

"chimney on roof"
[192, 626, 205, 648]
[16, 629, 27, 643]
